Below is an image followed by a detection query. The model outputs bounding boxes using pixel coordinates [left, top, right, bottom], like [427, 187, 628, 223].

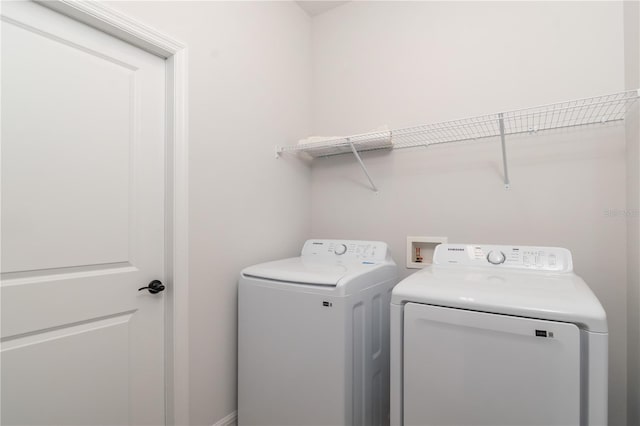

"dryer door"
[403, 303, 581, 426]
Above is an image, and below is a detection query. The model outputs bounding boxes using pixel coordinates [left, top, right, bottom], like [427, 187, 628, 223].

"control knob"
[334, 244, 347, 255]
[487, 250, 506, 265]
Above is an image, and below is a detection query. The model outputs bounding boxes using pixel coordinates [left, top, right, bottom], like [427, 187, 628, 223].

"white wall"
[624, 1, 640, 425]
[105, 2, 312, 424]
[310, 2, 628, 425]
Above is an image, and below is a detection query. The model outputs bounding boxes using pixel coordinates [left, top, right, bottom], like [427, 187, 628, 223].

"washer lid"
[242, 257, 349, 286]
[391, 266, 607, 333]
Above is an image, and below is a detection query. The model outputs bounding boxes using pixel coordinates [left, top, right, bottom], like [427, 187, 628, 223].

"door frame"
[32, 1, 190, 424]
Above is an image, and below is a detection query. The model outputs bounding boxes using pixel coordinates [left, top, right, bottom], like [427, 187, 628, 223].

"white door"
[1, 1, 166, 424]
[403, 303, 581, 426]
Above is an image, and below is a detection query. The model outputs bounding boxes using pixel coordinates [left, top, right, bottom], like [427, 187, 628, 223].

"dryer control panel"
[301, 239, 390, 262]
[432, 244, 573, 272]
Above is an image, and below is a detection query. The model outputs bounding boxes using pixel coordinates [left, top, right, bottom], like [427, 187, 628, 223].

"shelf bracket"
[348, 139, 378, 193]
[498, 113, 511, 189]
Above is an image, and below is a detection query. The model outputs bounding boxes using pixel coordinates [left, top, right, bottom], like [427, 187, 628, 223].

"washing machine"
[238, 239, 398, 426]
[390, 244, 608, 426]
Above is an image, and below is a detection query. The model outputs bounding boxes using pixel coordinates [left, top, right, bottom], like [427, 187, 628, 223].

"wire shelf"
[278, 89, 640, 157]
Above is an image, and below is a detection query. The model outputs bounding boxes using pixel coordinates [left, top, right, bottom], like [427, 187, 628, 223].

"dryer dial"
[487, 251, 506, 265]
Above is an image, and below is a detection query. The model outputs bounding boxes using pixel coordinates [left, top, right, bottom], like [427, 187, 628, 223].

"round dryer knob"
[334, 244, 347, 255]
[487, 250, 506, 265]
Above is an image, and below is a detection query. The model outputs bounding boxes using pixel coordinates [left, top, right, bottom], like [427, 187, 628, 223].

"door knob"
[138, 280, 165, 294]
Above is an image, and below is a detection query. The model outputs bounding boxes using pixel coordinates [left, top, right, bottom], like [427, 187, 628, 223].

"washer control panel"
[301, 239, 389, 261]
[432, 244, 573, 272]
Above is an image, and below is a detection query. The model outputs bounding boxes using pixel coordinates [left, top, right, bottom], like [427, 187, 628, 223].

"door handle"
[138, 280, 165, 294]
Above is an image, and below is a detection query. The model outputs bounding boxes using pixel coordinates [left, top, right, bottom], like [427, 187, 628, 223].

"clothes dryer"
[391, 244, 607, 426]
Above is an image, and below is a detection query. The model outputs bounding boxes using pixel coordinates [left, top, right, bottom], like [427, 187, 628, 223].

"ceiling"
[296, 1, 350, 17]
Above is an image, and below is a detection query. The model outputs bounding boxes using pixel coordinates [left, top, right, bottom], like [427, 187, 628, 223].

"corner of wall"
[624, 1, 640, 425]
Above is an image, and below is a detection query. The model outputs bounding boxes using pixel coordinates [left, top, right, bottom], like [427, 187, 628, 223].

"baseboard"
[212, 410, 237, 426]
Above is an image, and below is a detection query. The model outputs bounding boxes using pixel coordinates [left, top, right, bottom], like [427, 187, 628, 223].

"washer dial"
[334, 244, 347, 255]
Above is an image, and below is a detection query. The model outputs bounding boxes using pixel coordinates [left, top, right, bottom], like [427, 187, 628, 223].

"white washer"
[390, 244, 608, 426]
[238, 239, 398, 426]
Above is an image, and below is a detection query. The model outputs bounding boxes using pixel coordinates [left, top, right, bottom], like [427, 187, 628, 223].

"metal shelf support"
[498, 113, 511, 189]
[348, 138, 378, 193]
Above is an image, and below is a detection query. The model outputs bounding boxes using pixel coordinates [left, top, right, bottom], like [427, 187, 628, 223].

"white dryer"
[390, 244, 608, 426]
[238, 239, 398, 426]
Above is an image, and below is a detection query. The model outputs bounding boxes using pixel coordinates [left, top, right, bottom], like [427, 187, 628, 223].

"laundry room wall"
[624, 1, 640, 425]
[308, 2, 628, 425]
[105, 2, 312, 425]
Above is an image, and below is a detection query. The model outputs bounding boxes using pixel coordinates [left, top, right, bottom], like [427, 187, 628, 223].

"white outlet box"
[406, 236, 448, 268]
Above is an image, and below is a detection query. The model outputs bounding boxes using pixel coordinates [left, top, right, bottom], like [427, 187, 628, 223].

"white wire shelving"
[276, 89, 640, 192]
